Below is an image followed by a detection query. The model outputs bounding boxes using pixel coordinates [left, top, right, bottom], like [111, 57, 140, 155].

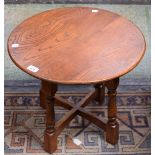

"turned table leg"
[94, 83, 105, 105]
[40, 81, 57, 153]
[105, 78, 119, 144]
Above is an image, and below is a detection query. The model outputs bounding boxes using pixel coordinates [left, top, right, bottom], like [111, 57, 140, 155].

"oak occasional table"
[8, 7, 146, 154]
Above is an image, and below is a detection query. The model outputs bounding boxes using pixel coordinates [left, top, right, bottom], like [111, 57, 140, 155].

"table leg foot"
[106, 121, 119, 144]
[44, 131, 57, 153]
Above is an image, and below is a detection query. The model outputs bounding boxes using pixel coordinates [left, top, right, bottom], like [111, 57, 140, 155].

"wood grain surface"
[8, 7, 146, 84]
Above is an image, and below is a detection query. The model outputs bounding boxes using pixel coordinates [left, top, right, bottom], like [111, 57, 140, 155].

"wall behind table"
[4, 0, 151, 4]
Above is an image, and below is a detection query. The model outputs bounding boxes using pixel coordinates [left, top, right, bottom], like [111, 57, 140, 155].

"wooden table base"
[40, 78, 119, 154]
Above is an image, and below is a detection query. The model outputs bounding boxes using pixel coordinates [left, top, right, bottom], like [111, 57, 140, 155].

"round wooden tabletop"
[8, 7, 146, 84]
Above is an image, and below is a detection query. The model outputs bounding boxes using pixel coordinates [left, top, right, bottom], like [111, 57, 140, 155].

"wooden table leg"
[40, 81, 57, 153]
[40, 81, 50, 109]
[105, 78, 119, 145]
[94, 83, 105, 105]
[40, 79, 120, 153]
[40, 80, 57, 108]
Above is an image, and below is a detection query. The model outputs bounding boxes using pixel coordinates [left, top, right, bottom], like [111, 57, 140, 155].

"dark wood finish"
[55, 91, 106, 130]
[105, 78, 119, 144]
[44, 82, 120, 153]
[44, 81, 121, 153]
[7, 7, 146, 154]
[40, 81, 57, 109]
[77, 109, 106, 130]
[94, 83, 105, 105]
[43, 83, 57, 153]
[55, 95, 73, 110]
[55, 109, 77, 136]
[8, 7, 146, 84]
